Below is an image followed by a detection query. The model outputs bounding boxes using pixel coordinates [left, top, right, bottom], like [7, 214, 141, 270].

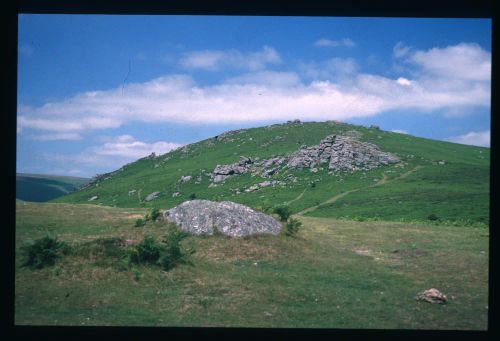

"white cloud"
[314, 38, 356, 48]
[391, 129, 408, 134]
[179, 46, 281, 71]
[17, 43, 491, 137]
[447, 130, 490, 147]
[396, 77, 412, 86]
[393, 42, 410, 58]
[42, 135, 183, 176]
[29, 133, 83, 141]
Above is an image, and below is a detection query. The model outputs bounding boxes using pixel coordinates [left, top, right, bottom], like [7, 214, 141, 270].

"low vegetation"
[15, 202, 488, 329]
[21, 234, 71, 269]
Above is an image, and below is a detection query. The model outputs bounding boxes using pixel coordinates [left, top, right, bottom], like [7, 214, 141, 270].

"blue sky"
[17, 15, 491, 178]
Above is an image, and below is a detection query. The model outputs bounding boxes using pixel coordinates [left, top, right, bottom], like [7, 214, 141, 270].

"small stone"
[145, 192, 160, 201]
[88, 195, 98, 201]
[416, 288, 448, 304]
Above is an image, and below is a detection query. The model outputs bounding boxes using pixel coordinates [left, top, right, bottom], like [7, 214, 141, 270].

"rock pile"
[209, 133, 399, 184]
[163, 200, 281, 237]
[287, 135, 399, 172]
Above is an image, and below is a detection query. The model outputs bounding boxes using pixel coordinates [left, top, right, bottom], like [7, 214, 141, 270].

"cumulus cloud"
[314, 38, 356, 48]
[17, 42, 491, 139]
[447, 130, 490, 147]
[391, 129, 408, 134]
[42, 135, 183, 176]
[179, 46, 281, 71]
[29, 132, 83, 141]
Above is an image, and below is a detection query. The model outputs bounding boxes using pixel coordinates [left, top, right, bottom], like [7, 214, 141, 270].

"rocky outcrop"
[209, 133, 399, 185]
[163, 200, 281, 237]
[288, 135, 399, 172]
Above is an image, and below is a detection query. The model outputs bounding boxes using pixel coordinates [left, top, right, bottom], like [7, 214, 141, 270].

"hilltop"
[54, 120, 489, 225]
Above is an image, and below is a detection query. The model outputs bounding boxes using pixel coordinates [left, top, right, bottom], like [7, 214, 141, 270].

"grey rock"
[145, 191, 160, 201]
[128, 190, 136, 196]
[180, 175, 192, 183]
[88, 195, 98, 201]
[172, 192, 181, 198]
[164, 200, 281, 237]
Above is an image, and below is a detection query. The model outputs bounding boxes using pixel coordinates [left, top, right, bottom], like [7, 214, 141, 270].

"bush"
[130, 236, 163, 264]
[135, 218, 146, 227]
[159, 230, 194, 271]
[21, 235, 70, 269]
[285, 218, 302, 237]
[129, 231, 194, 271]
[150, 208, 161, 222]
[189, 193, 197, 200]
[274, 206, 292, 222]
[428, 214, 440, 221]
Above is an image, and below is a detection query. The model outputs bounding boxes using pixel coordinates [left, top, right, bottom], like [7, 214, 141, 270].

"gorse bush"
[285, 218, 302, 237]
[135, 218, 146, 227]
[274, 206, 292, 222]
[150, 208, 161, 222]
[160, 230, 195, 271]
[21, 235, 70, 269]
[130, 236, 163, 264]
[129, 230, 194, 271]
[189, 193, 197, 200]
[428, 214, 440, 221]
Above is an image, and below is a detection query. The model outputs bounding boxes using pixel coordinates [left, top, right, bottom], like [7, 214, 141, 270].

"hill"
[16, 173, 90, 202]
[53, 121, 489, 225]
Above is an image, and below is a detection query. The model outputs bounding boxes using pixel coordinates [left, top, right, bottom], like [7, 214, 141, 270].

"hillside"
[17, 173, 90, 202]
[54, 121, 489, 225]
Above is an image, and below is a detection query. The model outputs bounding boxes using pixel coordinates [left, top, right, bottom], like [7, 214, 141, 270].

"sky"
[17, 15, 492, 178]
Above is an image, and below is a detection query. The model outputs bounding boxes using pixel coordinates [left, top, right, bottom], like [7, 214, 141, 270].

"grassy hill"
[16, 173, 90, 202]
[54, 121, 489, 225]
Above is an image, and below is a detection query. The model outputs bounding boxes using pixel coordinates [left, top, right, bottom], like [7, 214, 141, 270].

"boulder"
[145, 191, 160, 201]
[163, 200, 281, 237]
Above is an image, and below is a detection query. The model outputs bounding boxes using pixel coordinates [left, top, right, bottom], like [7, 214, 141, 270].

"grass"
[52, 121, 489, 226]
[15, 202, 488, 329]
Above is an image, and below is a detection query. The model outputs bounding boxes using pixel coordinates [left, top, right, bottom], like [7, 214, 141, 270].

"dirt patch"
[126, 214, 144, 219]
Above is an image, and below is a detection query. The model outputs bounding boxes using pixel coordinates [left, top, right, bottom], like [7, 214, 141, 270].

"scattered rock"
[128, 190, 136, 196]
[163, 200, 281, 237]
[370, 124, 380, 130]
[416, 288, 448, 304]
[180, 175, 192, 183]
[145, 191, 160, 201]
[172, 192, 181, 198]
[88, 195, 98, 201]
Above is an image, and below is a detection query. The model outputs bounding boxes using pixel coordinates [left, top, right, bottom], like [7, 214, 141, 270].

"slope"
[54, 121, 489, 225]
[16, 173, 90, 202]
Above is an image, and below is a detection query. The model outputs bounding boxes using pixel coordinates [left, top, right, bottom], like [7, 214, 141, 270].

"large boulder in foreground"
[163, 200, 281, 237]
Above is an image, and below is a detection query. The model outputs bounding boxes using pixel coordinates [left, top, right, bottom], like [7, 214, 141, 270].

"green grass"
[16, 173, 89, 202]
[15, 202, 488, 329]
[52, 121, 489, 226]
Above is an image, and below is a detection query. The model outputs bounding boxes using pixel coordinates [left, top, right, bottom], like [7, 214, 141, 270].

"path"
[296, 165, 423, 216]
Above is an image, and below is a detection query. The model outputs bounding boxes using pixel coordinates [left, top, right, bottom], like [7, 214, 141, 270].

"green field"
[15, 202, 488, 329]
[16, 173, 89, 202]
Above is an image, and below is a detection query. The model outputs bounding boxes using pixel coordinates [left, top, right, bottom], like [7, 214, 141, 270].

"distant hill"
[16, 173, 90, 202]
[54, 121, 489, 225]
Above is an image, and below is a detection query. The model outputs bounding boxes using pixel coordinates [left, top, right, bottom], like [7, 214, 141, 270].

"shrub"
[274, 206, 292, 222]
[285, 218, 302, 237]
[135, 218, 146, 227]
[189, 193, 197, 200]
[21, 235, 70, 269]
[150, 208, 161, 222]
[310, 182, 316, 188]
[159, 230, 194, 271]
[130, 236, 163, 264]
[428, 214, 440, 221]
